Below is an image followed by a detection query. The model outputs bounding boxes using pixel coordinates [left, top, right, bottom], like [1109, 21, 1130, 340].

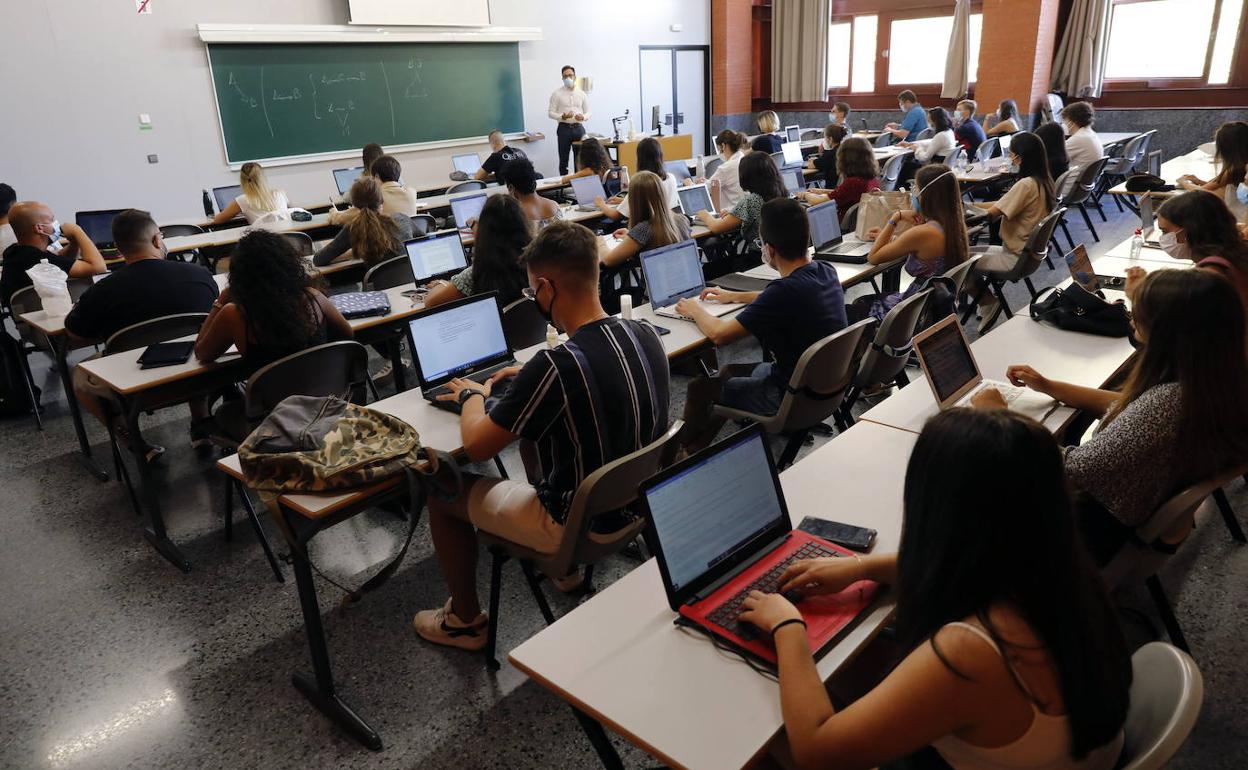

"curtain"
[771, 0, 831, 103]
[941, 0, 971, 99]
[1051, 0, 1113, 98]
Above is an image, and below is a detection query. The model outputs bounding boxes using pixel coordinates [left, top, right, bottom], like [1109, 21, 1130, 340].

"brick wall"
[976, 0, 1061, 115]
[712, 0, 753, 116]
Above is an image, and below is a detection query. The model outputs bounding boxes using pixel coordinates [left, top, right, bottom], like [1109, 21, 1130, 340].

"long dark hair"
[998, 99, 1022, 125]
[836, 137, 879, 180]
[1010, 131, 1056, 210]
[897, 409, 1131, 758]
[1157, 189, 1248, 269]
[470, 194, 531, 304]
[1108, 268, 1248, 483]
[1034, 122, 1069, 177]
[927, 107, 952, 133]
[1212, 121, 1248, 188]
[578, 138, 612, 176]
[228, 230, 319, 355]
[636, 137, 669, 181]
[738, 151, 787, 202]
[915, 164, 968, 267]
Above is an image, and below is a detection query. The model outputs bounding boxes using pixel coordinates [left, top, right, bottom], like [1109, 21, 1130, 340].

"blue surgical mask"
[1237, 182, 1248, 206]
[910, 193, 921, 217]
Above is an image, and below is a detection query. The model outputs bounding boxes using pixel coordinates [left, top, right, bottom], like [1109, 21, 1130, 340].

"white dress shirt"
[1065, 127, 1104, 171]
[548, 86, 591, 125]
[914, 129, 956, 163]
[708, 150, 746, 210]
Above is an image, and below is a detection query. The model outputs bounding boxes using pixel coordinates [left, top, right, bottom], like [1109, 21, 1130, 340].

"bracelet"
[770, 618, 807, 637]
[457, 388, 485, 406]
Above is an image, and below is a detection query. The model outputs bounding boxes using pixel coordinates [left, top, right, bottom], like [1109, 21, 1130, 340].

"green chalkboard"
[206, 42, 525, 164]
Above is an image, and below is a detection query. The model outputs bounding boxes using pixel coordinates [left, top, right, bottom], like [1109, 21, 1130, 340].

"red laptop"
[640, 426, 879, 667]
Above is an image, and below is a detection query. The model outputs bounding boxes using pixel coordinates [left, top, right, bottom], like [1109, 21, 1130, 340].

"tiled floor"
[2, 199, 1245, 769]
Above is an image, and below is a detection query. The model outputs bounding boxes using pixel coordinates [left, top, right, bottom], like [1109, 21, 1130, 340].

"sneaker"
[413, 599, 488, 651]
[189, 417, 216, 449]
[371, 361, 393, 385]
[143, 444, 166, 464]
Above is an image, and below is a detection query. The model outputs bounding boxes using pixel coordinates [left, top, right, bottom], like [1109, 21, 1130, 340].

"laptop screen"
[677, 184, 714, 216]
[783, 168, 806, 195]
[665, 160, 692, 182]
[640, 240, 704, 308]
[212, 185, 242, 213]
[1139, 194, 1156, 240]
[452, 153, 481, 174]
[1064, 245, 1101, 293]
[404, 231, 469, 281]
[450, 193, 487, 228]
[570, 174, 607, 206]
[334, 166, 365, 195]
[998, 134, 1013, 155]
[917, 320, 980, 404]
[781, 141, 803, 167]
[643, 429, 786, 594]
[807, 201, 841, 249]
[408, 294, 510, 385]
[75, 210, 125, 248]
[785, 125, 801, 143]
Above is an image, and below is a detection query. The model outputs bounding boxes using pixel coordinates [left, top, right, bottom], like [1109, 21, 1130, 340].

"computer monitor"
[780, 141, 803, 168]
[449, 192, 487, 229]
[807, 200, 842, 249]
[785, 125, 801, 143]
[664, 160, 693, 182]
[639, 239, 705, 309]
[782, 168, 806, 195]
[212, 185, 242, 213]
[403, 230, 469, 282]
[333, 166, 365, 196]
[407, 293, 511, 388]
[676, 184, 714, 216]
[651, 105, 662, 133]
[75, 210, 127, 249]
[570, 174, 608, 206]
[452, 153, 482, 175]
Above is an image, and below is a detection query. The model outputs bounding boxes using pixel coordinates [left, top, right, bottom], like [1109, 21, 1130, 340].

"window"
[1104, 0, 1244, 83]
[827, 22, 851, 89]
[851, 15, 877, 93]
[887, 13, 983, 85]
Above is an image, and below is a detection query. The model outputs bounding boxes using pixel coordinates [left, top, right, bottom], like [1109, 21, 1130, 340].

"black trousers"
[557, 122, 586, 176]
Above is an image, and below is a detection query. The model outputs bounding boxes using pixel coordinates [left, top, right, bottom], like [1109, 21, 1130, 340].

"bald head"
[8, 202, 55, 245]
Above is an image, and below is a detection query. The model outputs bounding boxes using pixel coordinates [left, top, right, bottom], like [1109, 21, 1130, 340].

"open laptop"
[665, 160, 693, 183]
[1138, 193, 1160, 245]
[452, 153, 482, 176]
[404, 230, 469, 283]
[449, 192, 487, 232]
[784, 125, 802, 144]
[807, 200, 872, 262]
[1065, 244, 1125, 292]
[780, 141, 804, 169]
[570, 174, 608, 211]
[75, 210, 127, 249]
[781, 167, 807, 196]
[676, 183, 715, 217]
[913, 315, 1057, 421]
[212, 185, 242, 214]
[333, 166, 365, 196]
[640, 239, 744, 320]
[640, 425, 879, 667]
[407, 292, 516, 413]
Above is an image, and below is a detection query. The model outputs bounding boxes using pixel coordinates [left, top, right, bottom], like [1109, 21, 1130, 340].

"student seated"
[1137, 190, 1248, 310]
[314, 176, 417, 267]
[985, 99, 1024, 137]
[751, 110, 784, 154]
[899, 107, 956, 164]
[828, 101, 851, 129]
[476, 129, 531, 182]
[600, 171, 691, 269]
[982, 269, 1248, 566]
[361, 142, 385, 175]
[807, 124, 847, 188]
[559, 136, 611, 185]
[1062, 102, 1103, 173]
[697, 151, 788, 245]
[0, 183, 16, 254]
[678, 198, 847, 452]
[953, 100, 987, 157]
[328, 155, 419, 225]
[1036, 121, 1071, 180]
[885, 90, 926, 142]
[705, 129, 748, 210]
[598, 137, 680, 222]
[849, 165, 968, 323]
[0, 201, 106, 303]
[208, 162, 289, 225]
[1176, 121, 1248, 224]
[802, 137, 881, 212]
[740, 407, 1131, 770]
[423, 195, 531, 309]
[501, 157, 563, 230]
[411, 222, 670, 650]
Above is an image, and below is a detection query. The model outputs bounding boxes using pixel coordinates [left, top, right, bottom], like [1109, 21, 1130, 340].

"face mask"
[48, 219, 62, 242]
[910, 193, 922, 217]
[562, 77, 575, 88]
[536, 280, 559, 329]
[1158, 231, 1191, 261]
[1237, 182, 1248, 206]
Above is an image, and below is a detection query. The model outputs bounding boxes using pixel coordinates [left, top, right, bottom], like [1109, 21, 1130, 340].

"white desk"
[509, 420, 914, 770]
[1107, 147, 1217, 197]
[162, 213, 336, 254]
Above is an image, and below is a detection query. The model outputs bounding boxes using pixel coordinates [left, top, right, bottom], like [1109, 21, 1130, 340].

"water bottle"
[619, 166, 630, 192]
[546, 324, 559, 349]
[202, 189, 214, 217]
[619, 293, 633, 320]
[1129, 228, 1144, 260]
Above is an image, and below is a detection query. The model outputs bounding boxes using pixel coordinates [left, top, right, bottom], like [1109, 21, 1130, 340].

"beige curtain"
[771, 0, 831, 103]
[942, 0, 971, 99]
[1051, 0, 1112, 98]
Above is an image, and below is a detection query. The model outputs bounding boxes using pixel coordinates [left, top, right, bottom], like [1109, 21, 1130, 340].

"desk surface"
[19, 273, 230, 338]
[1108, 148, 1216, 196]
[509, 420, 913, 770]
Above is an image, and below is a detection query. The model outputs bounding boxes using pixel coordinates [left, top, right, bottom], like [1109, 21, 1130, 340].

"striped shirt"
[488, 317, 670, 524]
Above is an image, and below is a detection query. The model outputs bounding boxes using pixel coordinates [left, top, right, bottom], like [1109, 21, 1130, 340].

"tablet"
[137, 341, 195, 369]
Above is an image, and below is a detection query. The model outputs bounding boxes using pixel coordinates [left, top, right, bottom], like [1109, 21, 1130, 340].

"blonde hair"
[757, 110, 781, 134]
[957, 99, 977, 115]
[347, 176, 401, 265]
[630, 171, 681, 248]
[239, 162, 280, 213]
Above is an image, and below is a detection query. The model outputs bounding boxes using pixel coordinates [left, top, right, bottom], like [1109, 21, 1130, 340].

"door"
[638, 46, 710, 157]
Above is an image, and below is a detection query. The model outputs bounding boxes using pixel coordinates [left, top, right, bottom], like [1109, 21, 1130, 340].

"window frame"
[1101, 0, 1224, 89]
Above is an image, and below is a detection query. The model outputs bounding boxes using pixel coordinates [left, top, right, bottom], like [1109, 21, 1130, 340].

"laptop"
[212, 185, 242, 214]
[784, 125, 802, 144]
[1065, 244, 1125, 292]
[665, 160, 693, 183]
[807, 200, 872, 262]
[913, 315, 1057, 421]
[782, 167, 807, 196]
[407, 292, 517, 413]
[449, 192, 487, 232]
[75, 210, 127, 249]
[452, 153, 482, 176]
[1138, 194, 1160, 245]
[780, 141, 804, 169]
[640, 425, 879, 667]
[570, 174, 608, 211]
[404, 230, 469, 283]
[333, 166, 365, 196]
[676, 183, 715, 217]
[640, 239, 744, 320]
[998, 134, 1013, 155]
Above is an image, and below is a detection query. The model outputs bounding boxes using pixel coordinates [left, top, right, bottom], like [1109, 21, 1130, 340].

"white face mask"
[1158, 230, 1191, 261]
[562, 76, 575, 88]
[1237, 182, 1248, 206]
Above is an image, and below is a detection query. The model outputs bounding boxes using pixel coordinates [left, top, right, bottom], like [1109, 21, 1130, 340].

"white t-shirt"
[915, 129, 956, 163]
[1065, 127, 1104, 172]
[235, 190, 290, 223]
[708, 150, 746, 210]
[618, 172, 679, 219]
[0, 223, 16, 256]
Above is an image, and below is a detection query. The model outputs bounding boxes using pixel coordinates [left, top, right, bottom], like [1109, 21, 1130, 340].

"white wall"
[0, 1, 708, 222]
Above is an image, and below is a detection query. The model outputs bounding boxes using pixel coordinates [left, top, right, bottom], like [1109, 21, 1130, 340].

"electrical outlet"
[147, 154, 159, 164]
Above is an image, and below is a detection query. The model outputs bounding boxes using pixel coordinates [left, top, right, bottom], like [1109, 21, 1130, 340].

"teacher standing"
[548, 65, 591, 176]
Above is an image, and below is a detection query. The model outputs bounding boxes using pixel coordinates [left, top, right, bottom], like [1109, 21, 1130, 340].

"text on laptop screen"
[920, 321, 980, 403]
[677, 185, 714, 215]
[452, 153, 481, 174]
[450, 193, 487, 228]
[408, 296, 509, 384]
[641, 241, 704, 307]
[665, 160, 692, 181]
[212, 185, 242, 212]
[783, 168, 805, 194]
[334, 167, 365, 195]
[570, 174, 607, 205]
[644, 430, 785, 592]
[405, 233, 468, 280]
[76, 211, 124, 247]
[785, 126, 801, 143]
[781, 141, 803, 167]
[807, 202, 841, 249]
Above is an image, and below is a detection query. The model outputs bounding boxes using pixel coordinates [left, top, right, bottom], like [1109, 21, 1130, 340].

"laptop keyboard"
[705, 541, 841, 635]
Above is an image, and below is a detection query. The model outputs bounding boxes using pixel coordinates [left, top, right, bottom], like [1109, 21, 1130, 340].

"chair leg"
[110, 431, 144, 518]
[1059, 218, 1075, 251]
[1023, 276, 1038, 299]
[236, 482, 285, 583]
[777, 431, 807, 471]
[493, 456, 509, 479]
[1145, 575, 1189, 654]
[519, 561, 557, 625]
[1078, 204, 1100, 242]
[223, 474, 235, 542]
[17, 351, 42, 430]
[581, 564, 596, 597]
[1212, 488, 1247, 543]
[485, 547, 507, 671]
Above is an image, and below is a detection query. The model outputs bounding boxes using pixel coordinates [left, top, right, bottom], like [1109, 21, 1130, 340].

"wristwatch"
[457, 388, 485, 406]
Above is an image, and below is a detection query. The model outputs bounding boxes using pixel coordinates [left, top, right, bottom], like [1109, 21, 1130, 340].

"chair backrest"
[853, 289, 931, 389]
[1120, 133, 1149, 168]
[9, 287, 46, 348]
[1117, 642, 1204, 770]
[501, 297, 547, 352]
[703, 156, 724, 177]
[159, 224, 204, 239]
[446, 180, 487, 194]
[873, 132, 895, 148]
[769, 151, 786, 167]
[914, 127, 935, 141]
[1042, 93, 1064, 124]
[945, 147, 967, 169]
[1018, 207, 1068, 268]
[1054, 166, 1082, 203]
[363, 254, 415, 291]
[839, 202, 860, 231]
[280, 231, 314, 257]
[800, 129, 822, 141]
[104, 313, 209, 355]
[880, 153, 908, 192]
[410, 214, 437, 236]
[975, 136, 1001, 163]
[244, 341, 371, 422]
[1068, 156, 1111, 203]
[942, 254, 985, 297]
[772, 318, 875, 432]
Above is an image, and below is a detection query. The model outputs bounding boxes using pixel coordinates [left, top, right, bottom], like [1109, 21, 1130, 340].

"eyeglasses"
[522, 287, 538, 300]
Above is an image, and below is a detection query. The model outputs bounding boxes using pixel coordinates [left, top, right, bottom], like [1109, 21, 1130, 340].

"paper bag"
[854, 190, 912, 240]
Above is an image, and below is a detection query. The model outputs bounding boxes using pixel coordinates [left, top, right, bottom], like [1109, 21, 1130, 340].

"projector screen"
[348, 0, 491, 27]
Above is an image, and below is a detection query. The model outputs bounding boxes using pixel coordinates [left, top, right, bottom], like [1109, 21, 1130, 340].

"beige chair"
[1117, 642, 1204, 770]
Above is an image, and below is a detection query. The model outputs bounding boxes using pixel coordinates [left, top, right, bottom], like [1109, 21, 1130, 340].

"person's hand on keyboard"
[488, 366, 523, 385]
[700, 287, 742, 305]
[738, 590, 802, 637]
[778, 557, 861, 599]
[970, 387, 1009, 410]
[438, 377, 492, 403]
[1005, 365, 1054, 397]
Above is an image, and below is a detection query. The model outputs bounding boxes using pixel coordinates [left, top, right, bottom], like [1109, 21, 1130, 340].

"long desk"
[1107, 147, 1217, 198]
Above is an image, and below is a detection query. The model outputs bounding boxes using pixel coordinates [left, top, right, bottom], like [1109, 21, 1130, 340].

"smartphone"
[797, 517, 877, 552]
[639, 320, 670, 336]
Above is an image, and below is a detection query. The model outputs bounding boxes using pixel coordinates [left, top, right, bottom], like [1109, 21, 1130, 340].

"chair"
[410, 214, 437, 236]
[703, 156, 724, 178]
[800, 129, 822, 141]
[1052, 166, 1084, 250]
[501, 297, 547, 352]
[6, 287, 52, 429]
[1041, 93, 1064, 125]
[1099, 131, 1156, 211]
[974, 137, 1001, 164]
[158, 224, 204, 238]
[839, 202, 860, 232]
[1117, 642, 1204, 770]
[879, 153, 908, 192]
[946, 147, 967, 170]
[839, 290, 932, 423]
[914, 127, 935, 141]
[1062, 157, 1111, 242]
[873, 132, 895, 149]
[711, 319, 875, 470]
[363, 255, 415, 291]
[969, 207, 1066, 332]
[769, 151, 786, 168]
[280, 231, 314, 257]
[446, 180, 486, 194]
[479, 420, 684, 670]
[104, 313, 209, 354]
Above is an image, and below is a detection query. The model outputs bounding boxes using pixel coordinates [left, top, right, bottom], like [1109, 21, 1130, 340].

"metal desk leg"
[124, 402, 190, 572]
[285, 505, 383, 751]
[52, 337, 108, 481]
[570, 707, 625, 770]
[389, 337, 408, 393]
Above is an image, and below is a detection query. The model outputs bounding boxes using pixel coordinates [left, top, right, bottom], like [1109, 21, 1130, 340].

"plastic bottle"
[619, 166, 630, 192]
[619, 293, 633, 320]
[1129, 228, 1144, 260]
[546, 324, 559, 349]
[202, 189, 214, 218]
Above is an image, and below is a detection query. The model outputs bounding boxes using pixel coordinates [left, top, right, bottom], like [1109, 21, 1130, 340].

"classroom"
[2, 0, 1247, 767]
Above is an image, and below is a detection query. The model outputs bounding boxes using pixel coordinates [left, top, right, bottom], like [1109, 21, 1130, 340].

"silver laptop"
[570, 174, 608, 211]
[665, 160, 693, 183]
[333, 166, 365, 195]
[212, 185, 242, 213]
[1139, 194, 1160, 245]
[404, 230, 469, 282]
[807, 200, 872, 262]
[450, 192, 487, 232]
[452, 153, 482, 176]
[641, 240, 744, 320]
[913, 315, 1056, 421]
[780, 141, 804, 168]
[782, 167, 807, 196]
[784, 125, 801, 143]
[677, 183, 715, 216]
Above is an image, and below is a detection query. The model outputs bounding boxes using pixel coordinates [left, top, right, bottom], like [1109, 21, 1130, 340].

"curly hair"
[501, 157, 540, 195]
[228, 230, 319, 357]
[577, 138, 612, 176]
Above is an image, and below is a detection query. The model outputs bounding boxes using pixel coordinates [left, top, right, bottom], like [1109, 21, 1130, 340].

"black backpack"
[0, 329, 39, 417]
